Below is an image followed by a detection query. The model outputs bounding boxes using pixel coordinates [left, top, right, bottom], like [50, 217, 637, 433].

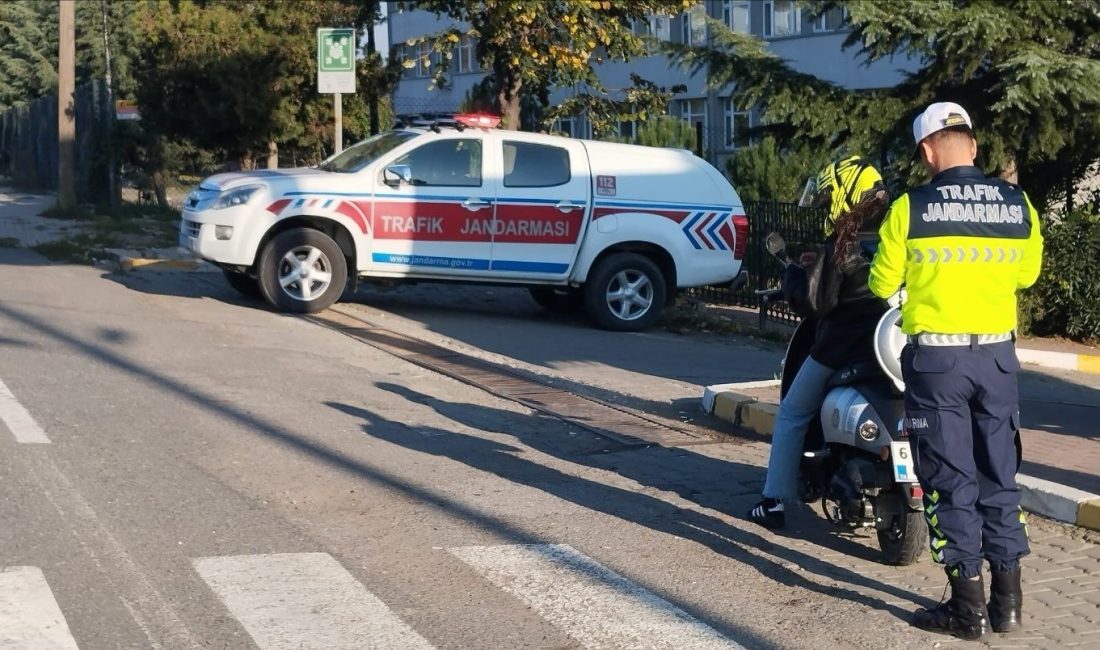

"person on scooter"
[747, 156, 890, 529]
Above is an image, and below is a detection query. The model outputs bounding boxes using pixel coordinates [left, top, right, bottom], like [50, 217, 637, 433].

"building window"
[456, 36, 476, 74]
[724, 99, 750, 150]
[676, 98, 708, 149]
[681, 3, 707, 46]
[634, 14, 672, 41]
[811, 6, 848, 32]
[398, 45, 416, 80]
[416, 41, 433, 78]
[618, 120, 637, 141]
[763, 0, 801, 38]
[553, 117, 591, 139]
[723, 1, 751, 35]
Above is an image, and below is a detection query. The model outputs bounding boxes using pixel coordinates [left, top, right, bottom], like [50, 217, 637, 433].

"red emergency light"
[455, 113, 501, 129]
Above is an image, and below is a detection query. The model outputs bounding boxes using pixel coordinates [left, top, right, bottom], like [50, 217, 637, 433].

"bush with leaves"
[1019, 208, 1100, 342]
[725, 136, 833, 203]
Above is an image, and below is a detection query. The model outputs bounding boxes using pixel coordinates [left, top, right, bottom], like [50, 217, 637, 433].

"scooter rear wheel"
[878, 508, 926, 566]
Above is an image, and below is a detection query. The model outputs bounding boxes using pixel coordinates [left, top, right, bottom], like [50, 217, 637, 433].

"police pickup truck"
[180, 114, 748, 331]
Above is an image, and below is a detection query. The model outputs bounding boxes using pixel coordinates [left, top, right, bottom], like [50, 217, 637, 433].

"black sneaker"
[747, 497, 785, 529]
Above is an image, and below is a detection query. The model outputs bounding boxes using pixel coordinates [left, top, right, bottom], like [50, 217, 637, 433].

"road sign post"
[317, 28, 356, 154]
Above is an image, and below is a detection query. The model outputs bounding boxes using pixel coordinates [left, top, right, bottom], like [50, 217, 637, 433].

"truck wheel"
[583, 252, 667, 331]
[222, 269, 262, 299]
[257, 228, 348, 313]
[529, 287, 583, 313]
[878, 508, 927, 566]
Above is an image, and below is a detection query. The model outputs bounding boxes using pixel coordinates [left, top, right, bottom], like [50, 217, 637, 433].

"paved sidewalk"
[0, 188, 80, 246]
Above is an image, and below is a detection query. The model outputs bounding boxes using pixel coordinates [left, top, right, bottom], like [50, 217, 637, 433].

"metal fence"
[688, 200, 827, 325]
[0, 79, 111, 203]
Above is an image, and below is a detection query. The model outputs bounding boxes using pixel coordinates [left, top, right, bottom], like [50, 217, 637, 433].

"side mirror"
[383, 164, 412, 186]
[765, 231, 786, 257]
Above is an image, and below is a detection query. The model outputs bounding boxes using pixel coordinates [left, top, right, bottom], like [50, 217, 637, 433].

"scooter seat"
[826, 360, 886, 389]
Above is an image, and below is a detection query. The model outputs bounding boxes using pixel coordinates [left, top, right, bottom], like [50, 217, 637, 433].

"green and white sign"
[317, 28, 356, 94]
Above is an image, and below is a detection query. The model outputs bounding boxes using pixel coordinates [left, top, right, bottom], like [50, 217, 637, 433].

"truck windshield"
[317, 131, 419, 173]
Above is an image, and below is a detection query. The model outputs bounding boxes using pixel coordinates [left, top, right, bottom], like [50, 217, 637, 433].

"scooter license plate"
[890, 441, 918, 483]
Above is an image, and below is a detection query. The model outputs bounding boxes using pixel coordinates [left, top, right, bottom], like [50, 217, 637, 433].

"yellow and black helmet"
[798, 156, 884, 234]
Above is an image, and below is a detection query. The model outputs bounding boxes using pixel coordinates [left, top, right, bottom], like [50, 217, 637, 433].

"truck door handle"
[462, 198, 491, 211]
[555, 201, 582, 212]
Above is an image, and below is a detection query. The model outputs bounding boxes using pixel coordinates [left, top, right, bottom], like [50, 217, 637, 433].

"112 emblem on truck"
[180, 114, 748, 331]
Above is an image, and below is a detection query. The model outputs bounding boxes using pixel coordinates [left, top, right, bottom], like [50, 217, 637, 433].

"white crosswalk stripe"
[0, 566, 79, 649]
[449, 543, 743, 650]
[193, 553, 435, 650]
[0, 377, 50, 443]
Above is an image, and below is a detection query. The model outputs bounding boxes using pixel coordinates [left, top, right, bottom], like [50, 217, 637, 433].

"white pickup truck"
[180, 114, 748, 331]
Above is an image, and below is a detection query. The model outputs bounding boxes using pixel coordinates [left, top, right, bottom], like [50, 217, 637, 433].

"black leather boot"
[989, 568, 1023, 633]
[912, 573, 989, 640]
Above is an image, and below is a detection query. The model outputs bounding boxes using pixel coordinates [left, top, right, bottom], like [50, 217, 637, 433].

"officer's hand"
[799, 252, 818, 269]
[887, 289, 907, 308]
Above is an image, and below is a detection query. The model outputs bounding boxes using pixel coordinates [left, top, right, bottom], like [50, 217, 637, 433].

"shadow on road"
[332, 382, 941, 627]
[0, 298, 780, 650]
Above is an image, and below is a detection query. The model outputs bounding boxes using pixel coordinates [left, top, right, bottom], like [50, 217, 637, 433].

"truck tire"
[878, 507, 927, 566]
[583, 252, 667, 331]
[257, 228, 348, 313]
[529, 287, 583, 313]
[222, 269, 262, 299]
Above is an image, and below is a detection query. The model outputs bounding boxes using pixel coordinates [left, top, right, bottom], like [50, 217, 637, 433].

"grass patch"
[31, 234, 105, 264]
[0, 236, 20, 248]
[30, 201, 181, 264]
[659, 302, 792, 344]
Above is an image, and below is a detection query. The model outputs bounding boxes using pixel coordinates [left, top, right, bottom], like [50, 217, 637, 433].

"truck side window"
[393, 139, 482, 187]
[503, 141, 570, 188]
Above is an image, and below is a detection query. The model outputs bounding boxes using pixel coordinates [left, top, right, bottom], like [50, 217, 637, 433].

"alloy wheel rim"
[277, 245, 333, 302]
[605, 269, 653, 321]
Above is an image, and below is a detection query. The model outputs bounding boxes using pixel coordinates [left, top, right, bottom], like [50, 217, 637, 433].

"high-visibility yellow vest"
[869, 165, 1044, 335]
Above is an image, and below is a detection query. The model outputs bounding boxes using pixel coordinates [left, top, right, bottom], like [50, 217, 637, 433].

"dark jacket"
[783, 231, 889, 369]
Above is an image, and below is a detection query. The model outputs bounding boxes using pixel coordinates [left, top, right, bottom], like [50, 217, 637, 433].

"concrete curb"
[103, 247, 216, 273]
[702, 383, 1100, 532]
[119, 257, 206, 272]
[1017, 347, 1100, 375]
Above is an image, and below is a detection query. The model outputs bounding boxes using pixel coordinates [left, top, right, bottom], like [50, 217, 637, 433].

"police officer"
[869, 102, 1043, 640]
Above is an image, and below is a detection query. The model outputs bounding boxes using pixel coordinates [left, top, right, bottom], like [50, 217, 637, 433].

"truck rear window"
[503, 141, 570, 188]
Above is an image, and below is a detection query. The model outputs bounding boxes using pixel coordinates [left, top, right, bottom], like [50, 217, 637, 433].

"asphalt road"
[1, 252, 1098, 649]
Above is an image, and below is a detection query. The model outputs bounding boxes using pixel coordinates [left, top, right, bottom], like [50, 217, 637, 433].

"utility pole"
[58, 0, 76, 211]
[101, 0, 118, 207]
[366, 0, 379, 136]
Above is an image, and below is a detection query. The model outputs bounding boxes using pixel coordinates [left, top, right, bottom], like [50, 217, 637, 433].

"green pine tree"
[666, 0, 1100, 210]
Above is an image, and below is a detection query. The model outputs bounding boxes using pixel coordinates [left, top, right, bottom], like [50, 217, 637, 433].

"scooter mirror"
[765, 232, 787, 257]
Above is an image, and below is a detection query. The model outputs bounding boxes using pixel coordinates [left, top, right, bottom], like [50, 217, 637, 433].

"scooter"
[758, 232, 926, 566]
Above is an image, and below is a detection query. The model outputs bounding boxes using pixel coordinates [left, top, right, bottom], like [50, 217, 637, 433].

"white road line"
[0, 566, 79, 649]
[0, 378, 50, 443]
[193, 553, 435, 650]
[449, 544, 742, 650]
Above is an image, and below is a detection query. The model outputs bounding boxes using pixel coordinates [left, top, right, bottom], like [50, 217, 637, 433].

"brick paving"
[691, 439, 1100, 649]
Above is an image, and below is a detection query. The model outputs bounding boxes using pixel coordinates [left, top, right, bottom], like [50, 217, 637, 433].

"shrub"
[725, 135, 832, 203]
[1019, 209, 1100, 342]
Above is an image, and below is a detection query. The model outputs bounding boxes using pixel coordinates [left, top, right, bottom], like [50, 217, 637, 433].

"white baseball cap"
[912, 102, 973, 145]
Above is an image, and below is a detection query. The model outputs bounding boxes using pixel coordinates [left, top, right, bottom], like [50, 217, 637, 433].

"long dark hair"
[833, 189, 889, 263]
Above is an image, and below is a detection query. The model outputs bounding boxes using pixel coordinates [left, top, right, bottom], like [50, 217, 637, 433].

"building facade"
[387, 1, 918, 166]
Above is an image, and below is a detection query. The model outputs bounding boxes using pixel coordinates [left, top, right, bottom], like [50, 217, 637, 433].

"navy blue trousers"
[901, 340, 1029, 578]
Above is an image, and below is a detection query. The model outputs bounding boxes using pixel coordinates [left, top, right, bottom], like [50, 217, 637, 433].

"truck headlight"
[212, 184, 264, 210]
